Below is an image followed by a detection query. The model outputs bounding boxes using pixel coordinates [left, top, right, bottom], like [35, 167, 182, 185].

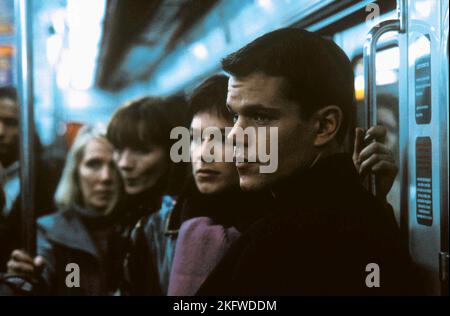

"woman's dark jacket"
[123, 195, 178, 295]
[0, 201, 147, 296]
[34, 204, 131, 295]
[123, 185, 270, 296]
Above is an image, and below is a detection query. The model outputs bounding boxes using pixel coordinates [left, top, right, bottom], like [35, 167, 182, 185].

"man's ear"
[313, 105, 342, 147]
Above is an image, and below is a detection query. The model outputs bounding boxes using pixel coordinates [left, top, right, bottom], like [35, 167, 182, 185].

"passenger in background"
[106, 96, 190, 224]
[0, 86, 59, 273]
[2, 125, 127, 295]
[372, 94, 401, 222]
[123, 74, 399, 296]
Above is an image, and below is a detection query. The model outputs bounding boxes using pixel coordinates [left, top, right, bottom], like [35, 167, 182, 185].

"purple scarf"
[167, 217, 241, 296]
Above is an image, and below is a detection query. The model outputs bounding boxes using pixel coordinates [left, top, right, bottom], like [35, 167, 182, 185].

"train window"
[353, 45, 401, 222]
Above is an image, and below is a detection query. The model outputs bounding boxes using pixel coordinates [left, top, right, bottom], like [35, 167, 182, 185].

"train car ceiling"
[5, 0, 401, 146]
[97, 0, 341, 94]
[303, 0, 396, 35]
[96, 0, 219, 90]
[96, 0, 398, 95]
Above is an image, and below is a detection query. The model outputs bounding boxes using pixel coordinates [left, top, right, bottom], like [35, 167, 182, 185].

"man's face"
[227, 72, 317, 191]
[0, 97, 19, 165]
[190, 112, 239, 194]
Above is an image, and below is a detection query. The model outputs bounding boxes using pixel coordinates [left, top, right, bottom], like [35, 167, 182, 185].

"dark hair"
[189, 74, 232, 122]
[0, 86, 18, 102]
[107, 95, 190, 151]
[107, 95, 191, 196]
[222, 28, 355, 143]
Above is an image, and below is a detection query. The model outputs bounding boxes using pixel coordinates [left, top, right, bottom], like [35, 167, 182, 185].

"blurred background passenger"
[106, 96, 190, 221]
[0, 86, 59, 273]
[3, 125, 128, 295]
[376, 94, 399, 158]
[376, 94, 401, 220]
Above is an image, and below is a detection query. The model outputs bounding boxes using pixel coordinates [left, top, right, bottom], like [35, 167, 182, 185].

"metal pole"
[14, 0, 36, 256]
[398, 0, 407, 33]
[363, 19, 401, 195]
[362, 0, 407, 196]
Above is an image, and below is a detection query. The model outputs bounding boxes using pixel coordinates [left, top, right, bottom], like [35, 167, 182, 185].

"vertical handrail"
[15, 0, 36, 256]
[362, 0, 407, 195]
[363, 19, 401, 128]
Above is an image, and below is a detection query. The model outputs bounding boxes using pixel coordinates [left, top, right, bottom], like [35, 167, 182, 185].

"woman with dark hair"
[107, 95, 190, 221]
[1, 95, 190, 296]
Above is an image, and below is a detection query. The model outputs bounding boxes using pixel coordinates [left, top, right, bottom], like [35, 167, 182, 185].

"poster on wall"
[0, 0, 14, 86]
[0, 45, 13, 86]
[0, 0, 14, 36]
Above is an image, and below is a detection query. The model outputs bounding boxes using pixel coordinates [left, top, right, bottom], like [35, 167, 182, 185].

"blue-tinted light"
[257, 0, 274, 13]
[192, 43, 209, 60]
[65, 0, 106, 90]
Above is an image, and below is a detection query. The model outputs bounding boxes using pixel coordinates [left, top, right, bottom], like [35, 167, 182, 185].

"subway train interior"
[0, 0, 448, 296]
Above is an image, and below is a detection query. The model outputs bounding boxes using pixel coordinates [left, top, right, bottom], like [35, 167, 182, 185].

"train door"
[332, 7, 404, 227]
[363, 0, 449, 295]
[404, 0, 449, 295]
[335, 0, 448, 295]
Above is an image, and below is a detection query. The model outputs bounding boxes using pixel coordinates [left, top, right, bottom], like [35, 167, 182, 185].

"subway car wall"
[0, 0, 448, 298]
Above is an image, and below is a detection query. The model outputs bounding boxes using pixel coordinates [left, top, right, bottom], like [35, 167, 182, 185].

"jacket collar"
[271, 153, 360, 210]
[160, 195, 179, 236]
[164, 185, 274, 234]
[122, 185, 165, 215]
[44, 205, 101, 258]
[164, 155, 358, 235]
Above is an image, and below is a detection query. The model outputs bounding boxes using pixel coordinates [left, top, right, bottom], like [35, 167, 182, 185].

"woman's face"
[78, 138, 120, 213]
[113, 146, 169, 195]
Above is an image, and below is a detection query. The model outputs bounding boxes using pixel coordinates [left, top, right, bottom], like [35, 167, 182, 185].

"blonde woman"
[4, 125, 127, 295]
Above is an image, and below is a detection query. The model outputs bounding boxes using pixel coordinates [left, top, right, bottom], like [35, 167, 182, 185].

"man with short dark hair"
[0, 86, 22, 272]
[125, 72, 402, 296]
[0, 86, 58, 273]
[197, 29, 411, 295]
[0, 87, 19, 170]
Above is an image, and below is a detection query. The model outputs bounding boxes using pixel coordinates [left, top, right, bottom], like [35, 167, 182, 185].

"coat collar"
[270, 153, 360, 211]
[40, 206, 101, 258]
[164, 186, 274, 235]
